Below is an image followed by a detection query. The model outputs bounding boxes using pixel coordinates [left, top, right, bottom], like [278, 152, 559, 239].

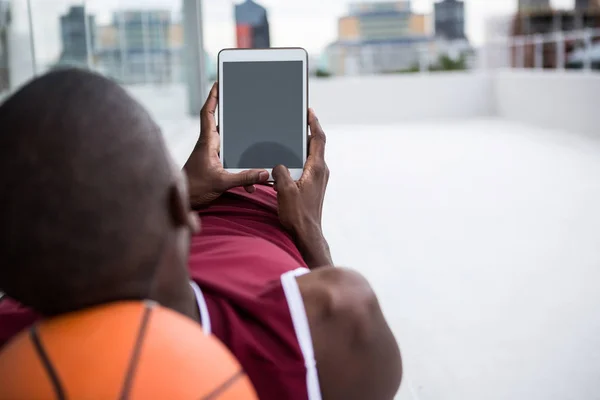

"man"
[0, 69, 402, 399]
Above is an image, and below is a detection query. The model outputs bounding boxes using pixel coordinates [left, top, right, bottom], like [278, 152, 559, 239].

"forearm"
[294, 225, 333, 269]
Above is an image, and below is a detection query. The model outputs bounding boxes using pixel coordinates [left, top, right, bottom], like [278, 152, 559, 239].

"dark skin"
[151, 83, 402, 399]
[272, 110, 333, 269]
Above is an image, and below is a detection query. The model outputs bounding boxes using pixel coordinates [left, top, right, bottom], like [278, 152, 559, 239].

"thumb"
[221, 169, 269, 190]
[272, 165, 296, 193]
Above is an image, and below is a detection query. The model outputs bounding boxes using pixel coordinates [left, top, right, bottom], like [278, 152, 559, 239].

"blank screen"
[222, 61, 304, 169]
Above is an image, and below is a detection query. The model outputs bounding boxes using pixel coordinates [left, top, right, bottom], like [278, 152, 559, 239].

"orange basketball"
[0, 301, 257, 400]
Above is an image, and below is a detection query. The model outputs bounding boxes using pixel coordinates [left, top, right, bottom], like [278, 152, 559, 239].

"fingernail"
[259, 171, 269, 181]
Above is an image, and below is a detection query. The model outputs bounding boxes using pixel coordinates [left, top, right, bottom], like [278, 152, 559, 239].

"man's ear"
[169, 171, 200, 234]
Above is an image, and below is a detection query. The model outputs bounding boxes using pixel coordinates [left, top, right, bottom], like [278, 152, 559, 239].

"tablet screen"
[222, 61, 304, 169]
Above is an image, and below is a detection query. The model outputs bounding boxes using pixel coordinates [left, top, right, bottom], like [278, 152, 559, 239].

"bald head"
[0, 69, 181, 315]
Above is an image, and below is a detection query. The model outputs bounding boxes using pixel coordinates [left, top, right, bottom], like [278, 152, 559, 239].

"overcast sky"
[13, 0, 575, 64]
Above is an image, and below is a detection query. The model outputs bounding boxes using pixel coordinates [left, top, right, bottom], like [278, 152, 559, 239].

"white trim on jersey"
[281, 268, 322, 400]
[190, 280, 211, 336]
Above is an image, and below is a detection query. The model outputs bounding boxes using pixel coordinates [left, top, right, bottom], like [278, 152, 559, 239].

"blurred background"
[1, 1, 600, 400]
[1, 0, 599, 108]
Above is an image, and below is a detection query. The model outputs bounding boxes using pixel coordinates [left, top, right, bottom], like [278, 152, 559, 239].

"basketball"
[0, 301, 257, 400]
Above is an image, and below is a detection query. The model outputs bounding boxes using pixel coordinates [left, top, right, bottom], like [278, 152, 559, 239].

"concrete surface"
[320, 119, 600, 400]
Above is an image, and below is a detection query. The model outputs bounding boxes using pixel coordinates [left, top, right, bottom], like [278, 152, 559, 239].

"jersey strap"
[190, 280, 211, 336]
[281, 268, 322, 400]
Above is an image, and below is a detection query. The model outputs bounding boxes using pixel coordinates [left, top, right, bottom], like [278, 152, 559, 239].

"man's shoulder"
[296, 268, 375, 308]
[295, 267, 379, 341]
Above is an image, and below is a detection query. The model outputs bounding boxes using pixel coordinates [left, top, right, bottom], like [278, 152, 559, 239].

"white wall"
[309, 72, 495, 125]
[495, 70, 600, 137]
[309, 71, 600, 137]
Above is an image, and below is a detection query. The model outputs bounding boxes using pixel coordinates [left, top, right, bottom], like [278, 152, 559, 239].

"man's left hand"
[184, 83, 269, 208]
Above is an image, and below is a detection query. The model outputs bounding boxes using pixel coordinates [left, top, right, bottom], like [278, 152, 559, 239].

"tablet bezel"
[218, 48, 308, 181]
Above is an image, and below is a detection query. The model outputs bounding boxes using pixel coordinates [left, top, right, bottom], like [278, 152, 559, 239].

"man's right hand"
[272, 109, 332, 268]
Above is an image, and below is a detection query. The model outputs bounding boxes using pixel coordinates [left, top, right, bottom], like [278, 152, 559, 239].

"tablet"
[218, 48, 308, 181]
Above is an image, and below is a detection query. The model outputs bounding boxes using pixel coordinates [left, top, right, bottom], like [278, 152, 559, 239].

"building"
[235, 0, 270, 49]
[59, 6, 95, 67]
[410, 14, 430, 36]
[0, 0, 9, 93]
[575, 0, 588, 10]
[514, 9, 600, 37]
[434, 0, 466, 40]
[94, 14, 215, 85]
[339, 1, 412, 41]
[338, 2, 430, 40]
[511, 9, 600, 68]
[95, 10, 174, 84]
[326, 2, 433, 75]
[518, 0, 551, 12]
[575, 0, 600, 10]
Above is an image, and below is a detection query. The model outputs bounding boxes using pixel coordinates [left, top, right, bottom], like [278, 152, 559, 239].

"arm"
[297, 267, 402, 399]
[293, 225, 333, 269]
[272, 109, 332, 269]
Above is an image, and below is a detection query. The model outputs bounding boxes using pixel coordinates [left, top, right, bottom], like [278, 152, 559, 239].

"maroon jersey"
[0, 186, 321, 400]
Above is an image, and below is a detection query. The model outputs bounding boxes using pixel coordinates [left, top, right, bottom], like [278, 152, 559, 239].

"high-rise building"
[326, 1, 433, 75]
[339, 1, 414, 41]
[96, 10, 172, 84]
[518, 0, 551, 12]
[235, 0, 270, 49]
[410, 14, 430, 36]
[0, 0, 10, 92]
[337, 2, 430, 41]
[59, 6, 95, 67]
[434, 0, 466, 40]
[510, 7, 600, 68]
[95, 16, 214, 85]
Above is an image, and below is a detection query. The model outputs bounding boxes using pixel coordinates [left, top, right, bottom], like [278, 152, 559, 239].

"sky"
[12, 0, 576, 64]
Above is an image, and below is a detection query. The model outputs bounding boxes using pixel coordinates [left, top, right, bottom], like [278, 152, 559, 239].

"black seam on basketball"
[118, 303, 154, 400]
[201, 370, 245, 400]
[30, 326, 67, 400]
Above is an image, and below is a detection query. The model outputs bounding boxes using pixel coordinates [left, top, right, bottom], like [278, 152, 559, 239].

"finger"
[272, 165, 297, 194]
[200, 83, 219, 140]
[244, 185, 256, 194]
[308, 108, 326, 159]
[220, 169, 269, 191]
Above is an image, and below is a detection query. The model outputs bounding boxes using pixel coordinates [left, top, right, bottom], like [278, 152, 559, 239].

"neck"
[149, 231, 200, 323]
[149, 258, 200, 323]
[155, 281, 200, 322]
